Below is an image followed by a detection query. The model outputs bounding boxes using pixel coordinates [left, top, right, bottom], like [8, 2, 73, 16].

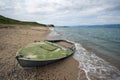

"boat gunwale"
[16, 40, 75, 61]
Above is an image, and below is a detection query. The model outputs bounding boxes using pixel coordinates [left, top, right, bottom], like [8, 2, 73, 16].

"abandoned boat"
[16, 40, 75, 67]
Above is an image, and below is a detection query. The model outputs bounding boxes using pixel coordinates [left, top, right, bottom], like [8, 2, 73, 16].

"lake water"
[54, 27, 120, 80]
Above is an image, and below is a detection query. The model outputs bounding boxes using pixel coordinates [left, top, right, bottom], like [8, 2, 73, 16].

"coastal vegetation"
[0, 15, 47, 26]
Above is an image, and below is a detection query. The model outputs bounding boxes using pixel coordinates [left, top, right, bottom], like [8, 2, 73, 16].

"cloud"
[0, 0, 120, 25]
[96, 15, 120, 24]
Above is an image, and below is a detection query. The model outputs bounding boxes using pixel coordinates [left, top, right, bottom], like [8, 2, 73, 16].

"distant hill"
[76, 24, 120, 28]
[57, 24, 120, 28]
[0, 15, 47, 26]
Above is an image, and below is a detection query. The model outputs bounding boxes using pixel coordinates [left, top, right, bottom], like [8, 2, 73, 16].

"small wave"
[48, 28, 120, 80]
[47, 28, 64, 40]
[92, 36, 120, 44]
[74, 43, 120, 80]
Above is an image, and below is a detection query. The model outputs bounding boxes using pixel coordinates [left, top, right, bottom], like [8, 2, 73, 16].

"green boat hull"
[16, 40, 75, 68]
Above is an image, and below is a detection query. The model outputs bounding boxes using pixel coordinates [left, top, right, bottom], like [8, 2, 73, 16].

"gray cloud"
[105, 5, 120, 12]
[0, 0, 120, 25]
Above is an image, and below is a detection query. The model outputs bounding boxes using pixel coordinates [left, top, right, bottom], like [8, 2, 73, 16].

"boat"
[16, 40, 75, 68]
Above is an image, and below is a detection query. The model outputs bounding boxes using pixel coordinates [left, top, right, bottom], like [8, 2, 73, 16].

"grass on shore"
[0, 15, 47, 27]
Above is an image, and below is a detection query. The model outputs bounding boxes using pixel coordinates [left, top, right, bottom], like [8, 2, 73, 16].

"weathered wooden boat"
[16, 40, 75, 68]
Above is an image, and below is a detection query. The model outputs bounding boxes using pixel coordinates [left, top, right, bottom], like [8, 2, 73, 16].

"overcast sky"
[0, 0, 120, 26]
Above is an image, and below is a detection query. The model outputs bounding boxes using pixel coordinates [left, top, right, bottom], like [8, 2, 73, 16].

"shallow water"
[48, 27, 120, 80]
[55, 27, 120, 68]
[74, 43, 120, 80]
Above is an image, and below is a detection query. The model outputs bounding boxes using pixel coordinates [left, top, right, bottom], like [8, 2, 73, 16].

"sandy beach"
[0, 25, 79, 80]
[1, 25, 119, 80]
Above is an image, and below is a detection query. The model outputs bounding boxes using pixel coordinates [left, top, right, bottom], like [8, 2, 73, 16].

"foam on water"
[48, 28, 120, 80]
[47, 28, 64, 40]
[74, 43, 120, 80]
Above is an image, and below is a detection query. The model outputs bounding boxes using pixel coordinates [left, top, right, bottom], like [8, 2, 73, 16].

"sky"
[0, 0, 120, 26]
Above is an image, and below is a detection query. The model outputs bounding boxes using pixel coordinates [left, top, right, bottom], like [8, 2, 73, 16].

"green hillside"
[0, 15, 47, 26]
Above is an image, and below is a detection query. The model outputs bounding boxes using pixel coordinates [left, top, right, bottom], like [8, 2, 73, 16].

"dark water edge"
[81, 43, 120, 70]
[50, 27, 120, 79]
[55, 27, 120, 70]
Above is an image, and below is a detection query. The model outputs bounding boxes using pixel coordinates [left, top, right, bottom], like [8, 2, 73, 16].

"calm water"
[49, 27, 120, 79]
[55, 27, 120, 65]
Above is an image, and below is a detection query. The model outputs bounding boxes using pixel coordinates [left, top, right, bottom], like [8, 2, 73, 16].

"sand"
[0, 25, 79, 80]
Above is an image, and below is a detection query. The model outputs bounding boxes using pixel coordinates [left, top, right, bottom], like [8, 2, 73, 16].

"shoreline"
[0, 25, 79, 80]
[48, 28, 96, 80]
[54, 27, 120, 80]
[81, 43, 120, 70]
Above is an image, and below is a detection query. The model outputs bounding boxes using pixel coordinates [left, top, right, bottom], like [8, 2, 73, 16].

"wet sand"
[81, 43, 120, 70]
[0, 25, 79, 80]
